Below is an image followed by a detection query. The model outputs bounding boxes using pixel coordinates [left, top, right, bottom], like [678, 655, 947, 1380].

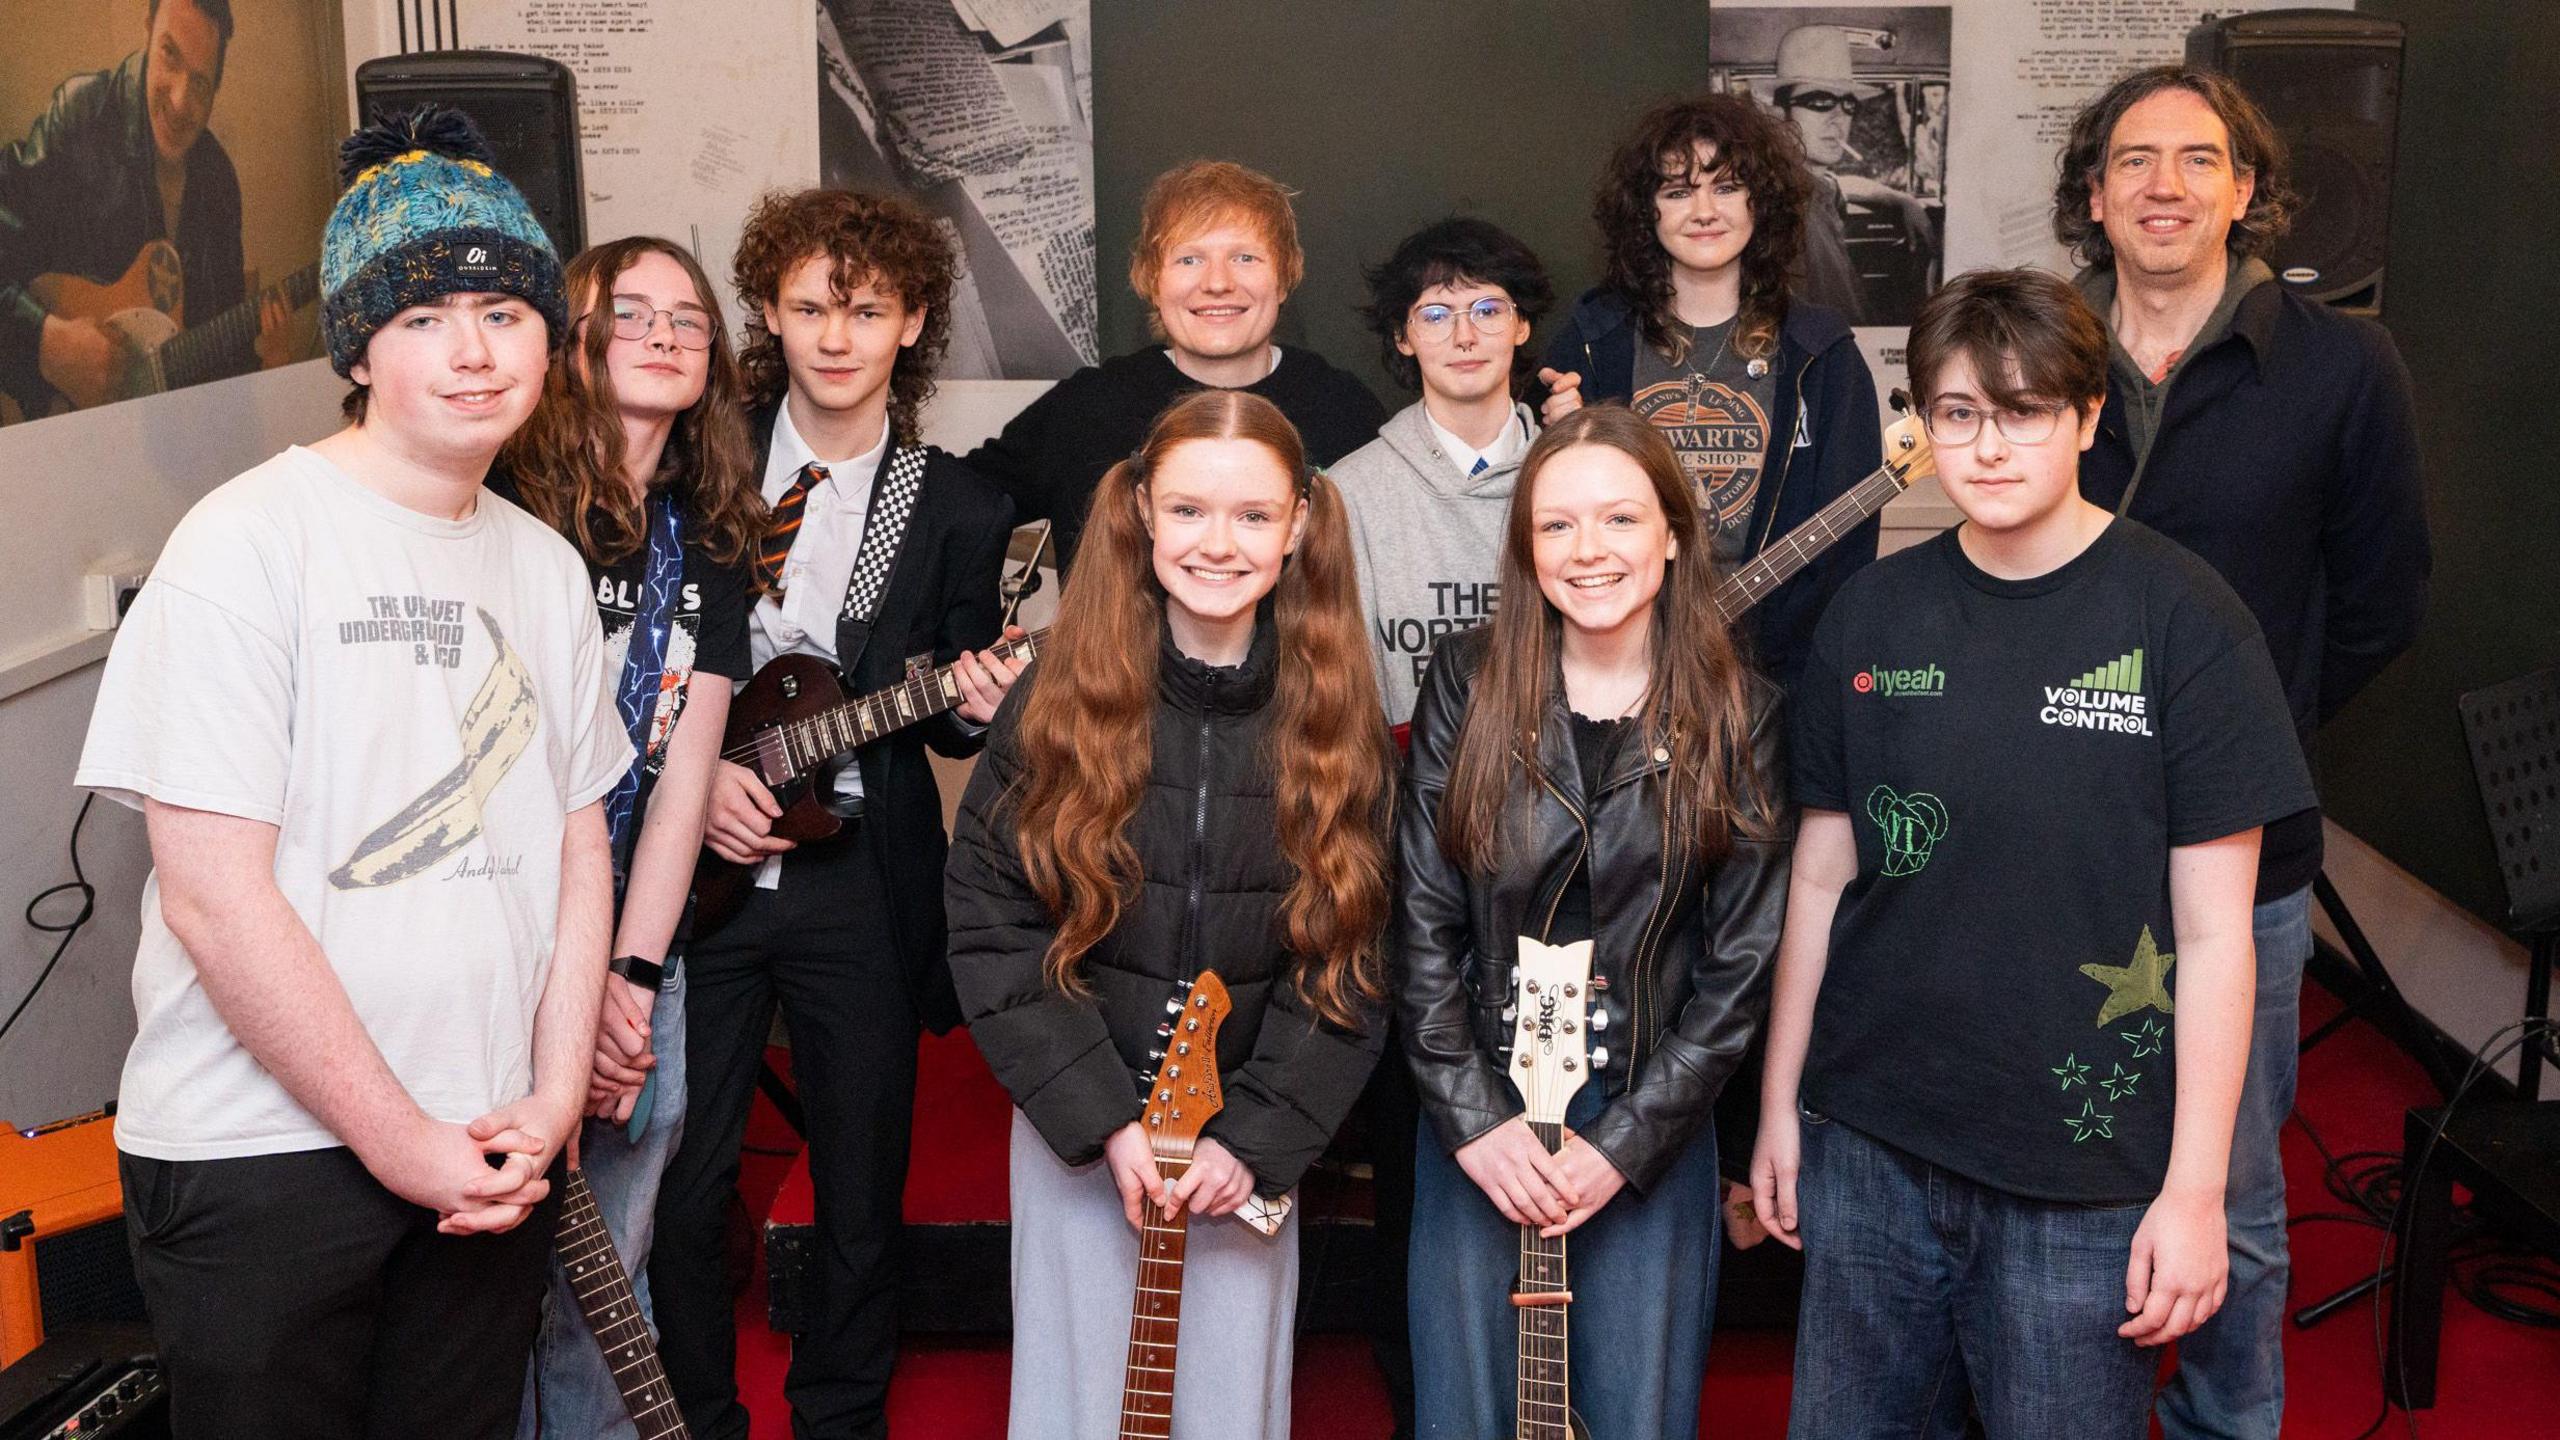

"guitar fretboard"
[769, 628, 1045, 780]
[1516, 1118, 1572, 1440]
[153, 265, 321, 394]
[1120, 1153, 1194, 1440]
[558, 1170, 691, 1440]
[1712, 459, 1912, 623]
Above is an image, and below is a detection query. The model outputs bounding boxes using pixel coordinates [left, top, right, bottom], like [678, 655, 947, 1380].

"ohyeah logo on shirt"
[1852, 662, 1945, 698]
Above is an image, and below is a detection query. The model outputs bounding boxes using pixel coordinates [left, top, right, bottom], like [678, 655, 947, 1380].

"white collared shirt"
[1423, 404, 1530, 482]
[748, 399, 887, 883]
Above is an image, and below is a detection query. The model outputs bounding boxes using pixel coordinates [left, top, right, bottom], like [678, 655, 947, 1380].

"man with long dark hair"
[1540, 95, 1880, 693]
[2055, 68, 2428, 1440]
[649, 186, 1020, 1440]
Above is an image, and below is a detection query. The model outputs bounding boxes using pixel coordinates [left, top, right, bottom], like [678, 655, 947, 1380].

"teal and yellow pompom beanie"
[320, 105, 567, 377]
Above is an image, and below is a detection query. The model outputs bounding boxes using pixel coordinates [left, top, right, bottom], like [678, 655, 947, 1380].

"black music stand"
[2381, 666, 2560, 1407]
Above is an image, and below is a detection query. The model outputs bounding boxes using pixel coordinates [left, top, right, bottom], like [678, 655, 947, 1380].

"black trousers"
[649, 823, 919, 1440]
[119, 1145, 559, 1440]
[1360, 1020, 1419, 1438]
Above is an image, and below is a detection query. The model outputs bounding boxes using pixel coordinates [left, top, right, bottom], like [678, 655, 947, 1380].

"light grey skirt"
[1006, 1108, 1299, 1440]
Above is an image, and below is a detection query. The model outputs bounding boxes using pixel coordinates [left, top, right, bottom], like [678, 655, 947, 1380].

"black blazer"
[751, 402, 1015, 1030]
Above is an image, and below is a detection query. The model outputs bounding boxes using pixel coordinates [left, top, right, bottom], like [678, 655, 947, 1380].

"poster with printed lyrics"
[817, 0, 1095, 379]
[0, 0, 342, 428]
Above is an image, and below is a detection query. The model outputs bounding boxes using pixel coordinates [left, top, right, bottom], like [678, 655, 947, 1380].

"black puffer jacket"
[946, 617, 1388, 1197]
[1396, 627, 1794, 1193]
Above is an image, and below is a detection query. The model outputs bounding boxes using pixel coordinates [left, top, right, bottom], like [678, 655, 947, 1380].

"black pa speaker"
[2188, 10, 2405, 314]
[353, 51, 587, 259]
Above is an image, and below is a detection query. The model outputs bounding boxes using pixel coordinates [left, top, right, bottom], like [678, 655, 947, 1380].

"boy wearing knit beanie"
[76, 107, 630, 1439]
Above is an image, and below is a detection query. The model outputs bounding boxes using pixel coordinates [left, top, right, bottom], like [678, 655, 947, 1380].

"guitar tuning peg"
[1588, 976, 1610, 993]
[1588, 1006, 1607, 1031]
[1589, 1046, 1611, 1070]
[1500, 1004, 1517, 1024]
[1146, 1047, 1165, 1065]
[1165, 995, 1186, 1014]
[1156, 1021, 1175, 1038]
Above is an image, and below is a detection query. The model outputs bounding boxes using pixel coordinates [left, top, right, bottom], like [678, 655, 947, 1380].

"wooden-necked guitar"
[1118, 971, 1233, 1440]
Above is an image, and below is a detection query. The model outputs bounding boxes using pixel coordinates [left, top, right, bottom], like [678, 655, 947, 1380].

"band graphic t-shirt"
[486, 475, 754, 806]
[1630, 316, 1778, 564]
[78, 448, 633, 1161]
[1789, 520, 2314, 1203]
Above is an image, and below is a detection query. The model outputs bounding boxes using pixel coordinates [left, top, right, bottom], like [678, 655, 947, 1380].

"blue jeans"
[1409, 1084, 1722, 1440]
[2157, 885, 2313, 1440]
[1788, 1112, 2155, 1440]
[517, 964, 689, 1440]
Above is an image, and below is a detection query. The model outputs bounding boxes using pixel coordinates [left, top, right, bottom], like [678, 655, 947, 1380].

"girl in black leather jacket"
[945, 391, 1394, 1440]
[1397, 405, 1794, 1440]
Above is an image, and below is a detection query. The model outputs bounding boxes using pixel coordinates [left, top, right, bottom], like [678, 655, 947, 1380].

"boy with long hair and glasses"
[1750, 270, 2312, 1439]
[650, 187, 1021, 1440]
[966, 159, 1385, 571]
[488, 233, 760, 1439]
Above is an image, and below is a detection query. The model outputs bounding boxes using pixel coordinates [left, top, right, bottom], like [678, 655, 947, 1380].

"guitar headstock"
[1142, 970, 1231, 1157]
[1884, 390, 1938, 492]
[1507, 937, 1599, 1125]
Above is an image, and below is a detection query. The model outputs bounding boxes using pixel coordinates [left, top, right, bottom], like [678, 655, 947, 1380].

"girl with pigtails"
[944, 389, 1394, 1440]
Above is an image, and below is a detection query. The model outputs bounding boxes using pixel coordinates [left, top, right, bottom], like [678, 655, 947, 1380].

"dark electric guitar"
[1119, 972, 1234, 1440]
[1504, 937, 1599, 1440]
[693, 627, 1045, 934]
[28, 240, 319, 411]
[555, 1168, 691, 1438]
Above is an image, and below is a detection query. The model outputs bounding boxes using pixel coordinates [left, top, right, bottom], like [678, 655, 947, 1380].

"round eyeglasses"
[1408, 296, 1517, 341]
[599, 302, 717, 351]
[1920, 401, 2068, 447]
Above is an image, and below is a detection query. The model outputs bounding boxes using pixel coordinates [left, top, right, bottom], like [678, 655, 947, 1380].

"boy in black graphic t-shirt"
[1747, 270, 2313, 1440]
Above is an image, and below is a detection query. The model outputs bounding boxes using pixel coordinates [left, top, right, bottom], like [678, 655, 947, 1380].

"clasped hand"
[1455, 1116, 1625, 1237]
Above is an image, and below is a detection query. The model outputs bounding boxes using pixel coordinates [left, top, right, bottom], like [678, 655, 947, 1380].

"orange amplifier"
[0, 1109, 123, 1368]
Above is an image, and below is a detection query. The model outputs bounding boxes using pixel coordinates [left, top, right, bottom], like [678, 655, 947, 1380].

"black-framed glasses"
[600, 302, 716, 351]
[1920, 401, 2068, 446]
[1784, 92, 1861, 116]
[1408, 296, 1516, 340]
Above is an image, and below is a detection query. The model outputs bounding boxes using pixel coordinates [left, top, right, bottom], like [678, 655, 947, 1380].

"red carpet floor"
[729, 988, 2560, 1438]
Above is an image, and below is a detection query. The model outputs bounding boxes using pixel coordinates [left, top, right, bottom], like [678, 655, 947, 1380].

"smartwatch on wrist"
[608, 954, 666, 991]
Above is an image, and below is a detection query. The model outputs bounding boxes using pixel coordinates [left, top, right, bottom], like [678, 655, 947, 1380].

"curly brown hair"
[2053, 67, 2297, 272]
[731, 188, 958, 437]
[1595, 95, 1811, 365]
[497, 237, 761, 569]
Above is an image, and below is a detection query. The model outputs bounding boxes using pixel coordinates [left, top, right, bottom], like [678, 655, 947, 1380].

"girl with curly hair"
[1540, 94, 1882, 694]
[946, 390, 1394, 1440]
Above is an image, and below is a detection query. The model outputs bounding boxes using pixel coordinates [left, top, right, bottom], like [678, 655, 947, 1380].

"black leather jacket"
[1394, 627, 1794, 1193]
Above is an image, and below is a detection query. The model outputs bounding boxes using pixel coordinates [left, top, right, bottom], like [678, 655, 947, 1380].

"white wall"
[1, 362, 348, 1126]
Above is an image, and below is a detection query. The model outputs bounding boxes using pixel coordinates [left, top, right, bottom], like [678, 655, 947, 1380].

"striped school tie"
[758, 461, 827, 591]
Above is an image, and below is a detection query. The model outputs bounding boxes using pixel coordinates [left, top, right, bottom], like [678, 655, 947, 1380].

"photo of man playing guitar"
[645, 185, 1022, 1440]
[0, 0, 312, 422]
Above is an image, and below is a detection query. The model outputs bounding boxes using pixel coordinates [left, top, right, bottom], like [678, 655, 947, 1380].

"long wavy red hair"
[1011, 391, 1392, 1028]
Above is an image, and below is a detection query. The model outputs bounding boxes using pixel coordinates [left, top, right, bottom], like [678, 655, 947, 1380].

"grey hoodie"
[1330, 400, 1537, 726]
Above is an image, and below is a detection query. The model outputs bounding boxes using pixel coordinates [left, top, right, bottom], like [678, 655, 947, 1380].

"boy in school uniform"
[1749, 268, 2315, 1440]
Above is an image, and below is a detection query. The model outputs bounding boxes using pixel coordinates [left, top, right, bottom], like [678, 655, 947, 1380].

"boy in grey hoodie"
[1333, 218, 1558, 728]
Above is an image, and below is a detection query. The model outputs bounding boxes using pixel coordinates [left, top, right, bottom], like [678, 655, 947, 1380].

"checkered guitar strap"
[839, 442, 928, 627]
